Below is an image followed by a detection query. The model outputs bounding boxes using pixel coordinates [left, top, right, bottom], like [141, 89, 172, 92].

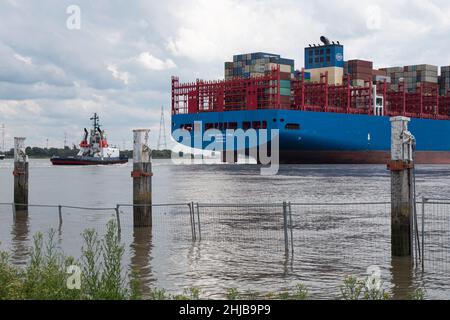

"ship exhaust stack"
[320, 36, 331, 46]
[388, 117, 417, 259]
[13, 137, 28, 214]
[132, 129, 152, 228]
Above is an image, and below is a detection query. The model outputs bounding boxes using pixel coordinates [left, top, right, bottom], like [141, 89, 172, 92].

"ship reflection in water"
[1, 159, 450, 299]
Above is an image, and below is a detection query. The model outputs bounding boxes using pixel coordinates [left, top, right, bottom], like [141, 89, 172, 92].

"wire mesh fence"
[291, 202, 392, 268]
[195, 203, 289, 252]
[420, 199, 450, 274]
[1, 199, 450, 298]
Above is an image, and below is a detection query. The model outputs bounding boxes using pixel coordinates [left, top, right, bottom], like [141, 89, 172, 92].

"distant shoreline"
[0, 149, 173, 160]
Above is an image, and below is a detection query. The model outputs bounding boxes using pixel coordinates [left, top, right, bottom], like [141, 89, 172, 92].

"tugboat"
[51, 113, 128, 166]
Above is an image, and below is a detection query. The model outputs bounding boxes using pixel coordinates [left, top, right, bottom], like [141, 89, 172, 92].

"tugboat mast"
[90, 113, 100, 133]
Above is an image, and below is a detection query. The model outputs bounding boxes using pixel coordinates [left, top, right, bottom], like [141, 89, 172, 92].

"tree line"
[2, 147, 172, 159]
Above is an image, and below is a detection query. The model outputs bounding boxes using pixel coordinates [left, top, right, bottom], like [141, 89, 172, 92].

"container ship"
[171, 37, 450, 164]
[51, 113, 128, 166]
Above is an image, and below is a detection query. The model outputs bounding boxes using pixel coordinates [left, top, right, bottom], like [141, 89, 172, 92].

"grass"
[0, 220, 427, 300]
[0, 220, 140, 300]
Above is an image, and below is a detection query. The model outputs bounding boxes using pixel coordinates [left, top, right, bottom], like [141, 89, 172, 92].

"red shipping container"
[280, 72, 291, 81]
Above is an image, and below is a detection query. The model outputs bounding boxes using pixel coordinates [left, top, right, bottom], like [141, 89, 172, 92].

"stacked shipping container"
[440, 66, 450, 96]
[225, 52, 294, 80]
[224, 52, 295, 108]
[381, 65, 438, 93]
[345, 60, 373, 86]
[344, 60, 389, 87]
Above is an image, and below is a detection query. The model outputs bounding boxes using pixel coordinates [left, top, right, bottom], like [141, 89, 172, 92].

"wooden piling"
[13, 137, 28, 213]
[389, 117, 415, 257]
[132, 129, 152, 227]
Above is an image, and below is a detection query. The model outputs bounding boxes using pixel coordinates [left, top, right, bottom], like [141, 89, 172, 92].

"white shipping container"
[280, 64, 292, 73]
[266, 63, 291, 73]
[374, 75, 391, 83]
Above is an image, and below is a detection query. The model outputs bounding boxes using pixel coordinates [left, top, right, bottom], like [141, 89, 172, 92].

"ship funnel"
[320, 36, 331, 46]
[84, 128, 88, 141]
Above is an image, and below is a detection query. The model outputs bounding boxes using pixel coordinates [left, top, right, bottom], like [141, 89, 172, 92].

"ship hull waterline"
[51, 157, 128, 166]
[171, 109, 450, 165]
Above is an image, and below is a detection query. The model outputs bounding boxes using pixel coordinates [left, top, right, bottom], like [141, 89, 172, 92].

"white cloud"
[165, 0, 319, 64]
[0, 100, 41, 117]
[137, 52, 176, 70]
[107, 64, 130, 85]
[14, 53, 32, 65]
[3, 0, 450, 148]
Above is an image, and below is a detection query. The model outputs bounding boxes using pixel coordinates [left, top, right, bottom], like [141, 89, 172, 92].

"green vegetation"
[121, 149, 173, 159]
[0, 221, 139, 300]
[340, 276, 390, 300]
[3, 147, 79, 159]
[408, 288, 427, 300]
[0, 221, 427, 300]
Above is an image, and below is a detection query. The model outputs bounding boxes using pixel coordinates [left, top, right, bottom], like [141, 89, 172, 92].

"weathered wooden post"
[388, 117, 415, 257]
[13, 137, 28, 213]
[131, 129, 152, 227]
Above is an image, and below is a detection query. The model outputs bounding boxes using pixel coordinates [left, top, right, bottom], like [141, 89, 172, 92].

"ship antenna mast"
[90, 113, 100, 133]
[1, 124, 5, 152]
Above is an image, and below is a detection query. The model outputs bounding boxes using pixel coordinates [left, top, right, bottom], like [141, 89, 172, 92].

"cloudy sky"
[1, 0, 450, 149]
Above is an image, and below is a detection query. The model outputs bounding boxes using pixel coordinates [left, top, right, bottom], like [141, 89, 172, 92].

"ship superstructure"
[51, 113, 128, 165]
[171, 37, 450, 164]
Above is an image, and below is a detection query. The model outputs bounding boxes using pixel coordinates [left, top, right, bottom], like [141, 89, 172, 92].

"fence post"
[388, 117, 415, 257]
[283, 202, 289, 254]
[421, 197, 426, 271]
[58, 205, 63, 230]
[196, 203, 202, 241]
[132, 129, 152, 228]
[11, 203, 16, 221]
[188, 201, 195, 241]
[13, 137, 28, 213]
[288, 202, 294, 255]
[115, 205, 122, 235]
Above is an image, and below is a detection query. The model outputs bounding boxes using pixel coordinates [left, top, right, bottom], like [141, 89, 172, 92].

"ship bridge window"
[252, 121, 261, 130]
[285, 123, 300, 130]
[262, 121, 267, 129]
[242, 121, 251, 130]
[205, 123, 214, 130]
[228, 122, 238, 130]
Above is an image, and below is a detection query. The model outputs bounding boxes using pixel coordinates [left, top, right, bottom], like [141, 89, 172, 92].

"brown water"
[0, 158, 449, 299]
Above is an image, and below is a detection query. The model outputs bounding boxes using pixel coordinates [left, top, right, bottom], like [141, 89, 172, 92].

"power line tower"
[1, 124, 5, 152]
[157, 106, 168, 150]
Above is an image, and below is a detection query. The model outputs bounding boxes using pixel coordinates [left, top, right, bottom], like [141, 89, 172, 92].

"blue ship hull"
[172, 110, 450, 164]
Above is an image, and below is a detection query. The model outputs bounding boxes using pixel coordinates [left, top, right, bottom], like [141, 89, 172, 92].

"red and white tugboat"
[51, 113, 128, 166]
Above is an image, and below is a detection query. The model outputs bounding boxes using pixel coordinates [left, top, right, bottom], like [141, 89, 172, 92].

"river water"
[0, 158, 449, 299]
